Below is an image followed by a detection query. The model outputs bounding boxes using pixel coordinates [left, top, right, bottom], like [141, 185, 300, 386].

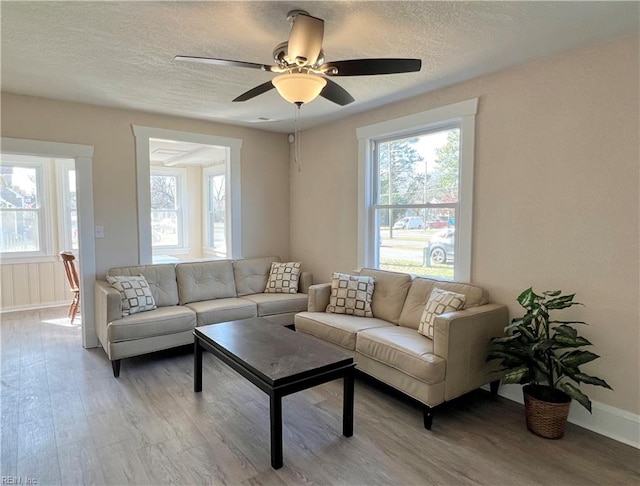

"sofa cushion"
[359, 268, 412, 324]
[184, 298, 256, 327]
[233, 256, 280, 296]
[107, 264, 178, 307]
[356, 327, 446, 384]
[240, 293, 308, 316]
[294, 311, 394, 351]
[176, 260, 237, 305]
[264, 261, 301, 294]
[106, 275, 157, 316]
[107, 306, 196, 343]
[399, 277, 487, 329]
[326, 273, 374, 317]
[419, 288, 466, 339]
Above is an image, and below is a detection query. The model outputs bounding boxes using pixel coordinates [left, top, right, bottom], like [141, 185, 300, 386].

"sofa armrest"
[307, 283, 331, 312]
[299, 271, 313, 294]
[94, 280, 122, 351]
[433, 303, 508, 401]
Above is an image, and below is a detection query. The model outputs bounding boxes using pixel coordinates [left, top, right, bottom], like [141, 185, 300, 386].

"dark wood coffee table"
[193, 317, 355, 469]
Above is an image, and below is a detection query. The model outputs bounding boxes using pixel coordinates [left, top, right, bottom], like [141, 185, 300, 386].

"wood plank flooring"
[1, 307, 639, 485]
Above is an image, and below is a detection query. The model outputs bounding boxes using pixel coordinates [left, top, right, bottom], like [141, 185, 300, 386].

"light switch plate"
[95, 225, 104, 238]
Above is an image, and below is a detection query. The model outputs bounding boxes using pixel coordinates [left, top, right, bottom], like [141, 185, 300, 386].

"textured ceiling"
[2, 1, 638, 133]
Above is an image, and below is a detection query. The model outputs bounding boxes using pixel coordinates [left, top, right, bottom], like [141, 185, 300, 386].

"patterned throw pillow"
[418, 288, 466, 339]
[326, 273, 375, 317]
[106, 275, 157, 316]
[264, 262, 301, 294]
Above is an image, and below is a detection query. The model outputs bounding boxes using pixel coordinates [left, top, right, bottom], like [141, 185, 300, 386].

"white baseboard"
[487, 383, 640, 449]
[0, 301, 68, 314]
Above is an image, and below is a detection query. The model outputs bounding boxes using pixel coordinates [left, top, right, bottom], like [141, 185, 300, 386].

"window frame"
[357, 98, 478, 282]
[0, 156, 54, 260]
[149, 165, 189, 254]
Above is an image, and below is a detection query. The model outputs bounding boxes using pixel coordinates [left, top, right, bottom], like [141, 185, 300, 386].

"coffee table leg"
[194, 338, 202, 393]
[270, 392, 283, 469]
[343, 368, 354, 437]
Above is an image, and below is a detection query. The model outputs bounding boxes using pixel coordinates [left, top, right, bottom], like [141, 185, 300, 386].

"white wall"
[289, 35, 639, 416]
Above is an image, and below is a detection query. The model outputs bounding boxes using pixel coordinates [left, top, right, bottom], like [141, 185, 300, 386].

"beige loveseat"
[95, 256, 311, 377]
[294, 268, 507, 429]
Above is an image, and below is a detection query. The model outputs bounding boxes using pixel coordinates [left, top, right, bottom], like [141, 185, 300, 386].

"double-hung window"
[0, 157, 51, 258]
[357, 99, 478, 282]
[150, 166, 188, 251]
[56, 159, 78, 252]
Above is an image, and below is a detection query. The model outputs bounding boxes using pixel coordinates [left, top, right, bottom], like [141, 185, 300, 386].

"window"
[204, 165, 227, 257]
[150, 167, 188, 251]
[357, 99, 478, 282]
[0, 157, 51, 257]
[56, 160, 78, 251]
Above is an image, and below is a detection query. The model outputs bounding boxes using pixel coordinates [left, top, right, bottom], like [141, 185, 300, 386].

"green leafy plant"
[488, 288, 612, 412]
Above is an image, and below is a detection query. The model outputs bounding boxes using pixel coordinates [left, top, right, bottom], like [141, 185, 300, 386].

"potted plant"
[488, 288, 612, 439]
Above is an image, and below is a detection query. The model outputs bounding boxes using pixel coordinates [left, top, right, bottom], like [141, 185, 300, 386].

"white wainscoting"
[1, 260, 70, 311]
[489, 383, 640, 449]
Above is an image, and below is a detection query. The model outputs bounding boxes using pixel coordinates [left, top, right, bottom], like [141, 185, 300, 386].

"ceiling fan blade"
[232, 81, 276, 102]
[175, 55, 276, 72]
[322, 58, 422, 76]
[288, 13, 324, 66]
[320, 79, 355, 106]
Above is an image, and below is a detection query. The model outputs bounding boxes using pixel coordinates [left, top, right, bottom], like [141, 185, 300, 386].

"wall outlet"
[95, 225, 104, 238]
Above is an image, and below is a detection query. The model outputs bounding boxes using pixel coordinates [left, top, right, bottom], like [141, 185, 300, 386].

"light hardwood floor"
[1, 307, 639, 486]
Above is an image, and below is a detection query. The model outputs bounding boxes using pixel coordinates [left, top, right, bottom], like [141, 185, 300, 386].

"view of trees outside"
[375, 128, 460, 279]
[150, 174, 179, 247]
[207, 174, 226, 254]
[0, 165, 40, 252]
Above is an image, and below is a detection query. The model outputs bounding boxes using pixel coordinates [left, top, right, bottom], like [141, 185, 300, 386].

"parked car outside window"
[393, 216, 425, 230]
[424, 229, 455, 265]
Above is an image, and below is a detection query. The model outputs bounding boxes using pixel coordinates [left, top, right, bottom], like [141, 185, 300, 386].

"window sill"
[0, 255, 58, 265]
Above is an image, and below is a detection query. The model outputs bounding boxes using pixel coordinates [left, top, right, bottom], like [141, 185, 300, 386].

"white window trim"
[150, 165, 189, 252]
[357, 98, 478, 282]
[1, 137, 96, 348]
[132, 126, 242, 264]
[0, 156, 54, 260]
[202, 164, 228, 256]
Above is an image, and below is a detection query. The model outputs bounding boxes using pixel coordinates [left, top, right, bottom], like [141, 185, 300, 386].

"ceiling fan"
[175, 10, 422, 107]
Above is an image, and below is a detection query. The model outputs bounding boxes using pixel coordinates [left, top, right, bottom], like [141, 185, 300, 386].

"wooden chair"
[60, 251, 80, 324]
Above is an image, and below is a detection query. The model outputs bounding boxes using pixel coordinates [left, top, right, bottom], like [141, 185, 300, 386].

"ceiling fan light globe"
[272, 73, 327, 104]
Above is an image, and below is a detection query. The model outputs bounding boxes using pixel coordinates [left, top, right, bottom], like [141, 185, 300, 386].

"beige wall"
[290, 35, 639, 415]
[1, 95, 291, 277]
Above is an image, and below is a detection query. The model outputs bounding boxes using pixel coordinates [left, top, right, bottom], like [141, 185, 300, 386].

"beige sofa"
[95, 256, 311, 377]
[294, 268, 507, 429]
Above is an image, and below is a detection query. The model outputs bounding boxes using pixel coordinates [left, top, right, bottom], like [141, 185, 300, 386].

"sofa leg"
[112, 359, 121, 378]
[423, 405, 434, 430]
[490, 379, 500, 396]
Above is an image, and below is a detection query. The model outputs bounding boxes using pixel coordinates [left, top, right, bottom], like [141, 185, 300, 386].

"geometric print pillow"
[418, 288, 466, 339]
[106, 275, 157, 317]
[326, 272, 375, 318]
[264, 261, 301, 294]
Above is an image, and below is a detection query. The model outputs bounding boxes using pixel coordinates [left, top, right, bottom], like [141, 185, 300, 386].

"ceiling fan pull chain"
[295, 104, 301, 172]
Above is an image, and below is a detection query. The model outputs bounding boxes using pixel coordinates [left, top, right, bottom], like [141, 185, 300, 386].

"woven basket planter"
[523, 385, 571, 439]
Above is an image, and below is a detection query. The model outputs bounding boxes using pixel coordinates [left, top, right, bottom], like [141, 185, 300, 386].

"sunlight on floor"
[42, 316, 82, 327]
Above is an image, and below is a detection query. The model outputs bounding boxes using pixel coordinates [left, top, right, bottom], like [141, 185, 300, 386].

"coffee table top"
[194, 317, 354, 387]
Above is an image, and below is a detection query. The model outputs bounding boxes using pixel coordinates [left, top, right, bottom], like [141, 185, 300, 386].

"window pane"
[70, 209, 78, 250]
[1, 210, 40, 252]
[67, 170, 77, 210]
[0, 166, 39, 208]
[150, 175, 177, 210]
[378, 208, 455, 280]
[208, 174, 226, 253]
[151, 211, 178, 246]
[376, 128, 460, 206]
